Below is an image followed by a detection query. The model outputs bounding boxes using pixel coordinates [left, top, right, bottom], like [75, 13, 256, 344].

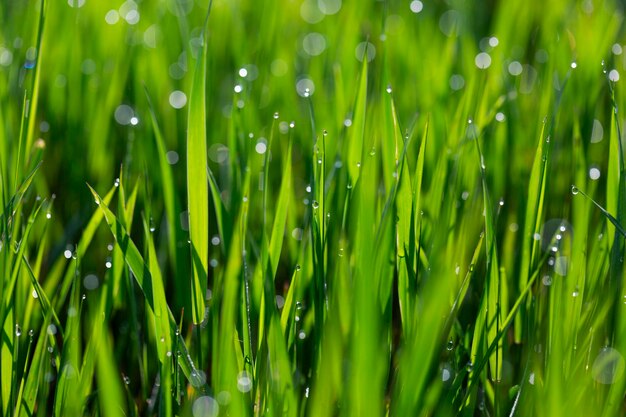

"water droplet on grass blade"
[15, 324, 21, 337]
[296, 78, 315, 97]
[237, 371, 252, 392]
[542, 275, 552, 286]
[190, 370, 207, 387]
[571, 185, 579, 195]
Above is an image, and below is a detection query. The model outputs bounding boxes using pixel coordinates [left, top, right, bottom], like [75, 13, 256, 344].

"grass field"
[1, 0, 626, 416]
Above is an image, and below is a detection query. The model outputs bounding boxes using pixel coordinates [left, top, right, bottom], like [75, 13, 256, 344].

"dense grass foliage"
[1, 0, 626, 415]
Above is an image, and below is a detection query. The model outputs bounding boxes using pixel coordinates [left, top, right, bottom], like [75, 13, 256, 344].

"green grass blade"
[186, 13, 210, 326]
[346, 52, 367, 185]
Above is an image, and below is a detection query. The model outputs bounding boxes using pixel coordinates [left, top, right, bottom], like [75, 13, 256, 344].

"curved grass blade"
[87, 184, 208, 390]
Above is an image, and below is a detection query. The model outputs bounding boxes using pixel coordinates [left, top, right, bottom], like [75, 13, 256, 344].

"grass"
[1, 0, 626, 416]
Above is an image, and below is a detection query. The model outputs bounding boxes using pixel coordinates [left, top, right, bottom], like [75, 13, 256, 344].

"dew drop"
[15, 324, 22, 337]
[571, 185, 579, 195]
[273, 112, 279, 119]
[542, 275, 552, 286]
[237, 371, 252, 392]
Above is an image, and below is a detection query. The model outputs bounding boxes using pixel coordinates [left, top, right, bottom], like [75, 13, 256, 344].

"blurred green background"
[1, 0, 626, 416]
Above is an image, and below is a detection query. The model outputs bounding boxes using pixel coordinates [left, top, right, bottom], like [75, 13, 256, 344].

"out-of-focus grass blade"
[143, 217, 173, 417]
[268, 135, 292, 279]
[53, 258, 82, 416]
[96, 328, 128, 417]
[23, 0, 47, 166]
[516, 120, 549, 342]
[346, 52, 367, 185]
[144, 87, 185, 284]
[144, 217, 173, 364]
[186, 13, 210, 325]
[461, 251, 549, 405]
[394, 101, 412, 334]
[473, 133, 502, 382]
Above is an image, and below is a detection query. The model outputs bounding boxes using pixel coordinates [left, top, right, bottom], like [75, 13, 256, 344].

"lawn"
[0, 0, 625, 416]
